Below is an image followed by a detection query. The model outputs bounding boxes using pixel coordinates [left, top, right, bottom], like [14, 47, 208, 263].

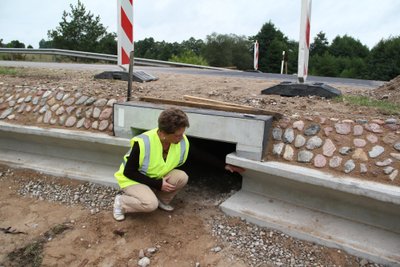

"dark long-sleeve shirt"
[123, 142, 163, 190]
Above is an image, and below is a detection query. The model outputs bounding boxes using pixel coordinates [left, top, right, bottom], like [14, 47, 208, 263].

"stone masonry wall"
[270, 117, 400, 185]
[0, 86, 118, 134]
[1, 85, 399, 186]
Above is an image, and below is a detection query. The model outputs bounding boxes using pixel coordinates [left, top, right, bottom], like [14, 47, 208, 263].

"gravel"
[0, 167, 384, 267]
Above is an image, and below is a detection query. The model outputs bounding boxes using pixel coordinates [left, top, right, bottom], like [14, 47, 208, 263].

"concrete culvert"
[181, 137, 242, 194]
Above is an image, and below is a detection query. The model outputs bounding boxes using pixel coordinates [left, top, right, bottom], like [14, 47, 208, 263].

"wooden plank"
[183, 95, 253, 109]
[139, 96, 282, 119]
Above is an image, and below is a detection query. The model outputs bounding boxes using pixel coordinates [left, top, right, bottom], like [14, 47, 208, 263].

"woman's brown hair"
[158, 108, 190, 134]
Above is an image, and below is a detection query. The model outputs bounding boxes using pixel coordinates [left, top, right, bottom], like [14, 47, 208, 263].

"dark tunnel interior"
[180, 136, 242, 194]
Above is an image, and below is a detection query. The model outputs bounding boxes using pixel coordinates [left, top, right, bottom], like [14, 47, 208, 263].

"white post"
[280, 51, 285, 74]
[297, 0, 312, 83]
[253, 40, 259, 71]
[117, 0, 134, 69]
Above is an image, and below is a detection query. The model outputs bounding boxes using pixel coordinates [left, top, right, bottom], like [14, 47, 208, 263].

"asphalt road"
[0, 60, 384, 88]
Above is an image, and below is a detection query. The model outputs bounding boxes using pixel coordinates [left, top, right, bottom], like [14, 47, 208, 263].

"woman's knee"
[169, 169, 188, 186]
[141, 195, 158, 212]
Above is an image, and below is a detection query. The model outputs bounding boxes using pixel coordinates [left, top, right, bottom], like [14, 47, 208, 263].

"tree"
[310, 31, 329, 57]
[39, 39, 53, 48]
[329, 35, 369, 59]
[47, 0, 116, 53]
[203, 33, 252, 69]
[367, 36, 400, 81]
[231, 36, 253, 70]
[309, 52, 339, 77]
[0, 39, 4, 47]
[180, 37, 205, 56]
[6, 40, 25, 48]
[286, 40, 299, 74]
[135, 37, 157, 58]
[203, 33, 234, 67]
[253, 21, 288, 73]
[97, 32, 117, 55]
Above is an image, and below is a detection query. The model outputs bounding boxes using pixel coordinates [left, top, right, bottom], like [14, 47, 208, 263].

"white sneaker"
[113, 195, 125, 221]
[158, 200, 174, 211]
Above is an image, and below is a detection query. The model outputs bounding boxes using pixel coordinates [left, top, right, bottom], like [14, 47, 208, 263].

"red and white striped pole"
[297, 0, 312, 83]
[117, 0, 134, 68]
[254, 40, 259, 71]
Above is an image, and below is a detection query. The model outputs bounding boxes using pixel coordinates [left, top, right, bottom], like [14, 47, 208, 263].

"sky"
[0, 0, 399, 49]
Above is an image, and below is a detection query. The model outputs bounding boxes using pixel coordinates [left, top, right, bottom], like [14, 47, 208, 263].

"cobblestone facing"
[1, 86, 400, 183]
[0, 86, 119, 133]
[272, 117, 400, 183]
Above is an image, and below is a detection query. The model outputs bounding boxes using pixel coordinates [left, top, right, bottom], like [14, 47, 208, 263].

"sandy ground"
[0, 164, 361, 267]
[1, 67, 398, 266]
[0, 164, 246, 267]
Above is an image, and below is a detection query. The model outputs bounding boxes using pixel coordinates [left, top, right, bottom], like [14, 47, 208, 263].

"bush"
[170, 50, 208, 66]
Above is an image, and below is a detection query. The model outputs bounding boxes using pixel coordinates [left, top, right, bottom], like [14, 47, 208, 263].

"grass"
[335, 95, 400, 115]
[6, 223, 71, 267]
[0, 66, 19, 75]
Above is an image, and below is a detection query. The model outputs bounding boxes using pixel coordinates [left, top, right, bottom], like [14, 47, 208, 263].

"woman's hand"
[225, 164, 246, 174]
[161, 175, 176, 192]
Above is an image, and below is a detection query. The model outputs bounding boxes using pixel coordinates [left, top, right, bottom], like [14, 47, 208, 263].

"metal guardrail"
[0, 48, 232, 71]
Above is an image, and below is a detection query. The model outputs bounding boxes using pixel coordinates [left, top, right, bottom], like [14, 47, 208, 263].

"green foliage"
[170, 50, 208, 66]
[334, 95, 400, 115]
[97, 32, 117, 55]
[309, 34, 370, 79]
[203, 33, 252, 69]
[180, 37, 205, 56]
[367, 36, 400, 81]
[47, 0, 116, 54]
[203, 33, 233, 67]
[0, 67, 18, 75]
[135, 38, 183, 61]
[39, 39, 53, 48]
[310, 31, 329, 57]
[253, 21, 289, 73]
[329, 35, 369, 58]
[0, 38, 5, 47]
[309, 52, 339, 77]
[286, 40, 299, 74]
[6, 40, 25, 48]
[308, 34, 399, 80]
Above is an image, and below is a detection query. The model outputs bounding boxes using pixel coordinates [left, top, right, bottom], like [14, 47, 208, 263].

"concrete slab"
[113, 101, 273, 161]
[220, 191, 400, 266]
[226, 154, 400, 205]
[222, 153, 400, 266]
[0, 121, 128, 187]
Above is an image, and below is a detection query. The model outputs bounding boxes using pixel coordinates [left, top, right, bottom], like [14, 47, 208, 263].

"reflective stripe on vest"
[178, 138, 186, 166]
[136, 132, 186, 174]
[137, 134, 150, 175]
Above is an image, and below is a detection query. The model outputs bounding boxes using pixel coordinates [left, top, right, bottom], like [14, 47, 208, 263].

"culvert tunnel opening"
[180, 136, 242, 194]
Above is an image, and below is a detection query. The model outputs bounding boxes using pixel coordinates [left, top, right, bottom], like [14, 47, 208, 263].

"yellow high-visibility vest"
[114, 128, 189, 189]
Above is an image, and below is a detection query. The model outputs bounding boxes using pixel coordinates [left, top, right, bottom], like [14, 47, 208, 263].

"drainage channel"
[1, 100, 400, 266]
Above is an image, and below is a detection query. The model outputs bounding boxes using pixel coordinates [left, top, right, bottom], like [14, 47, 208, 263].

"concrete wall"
[113, 101, 273, 161]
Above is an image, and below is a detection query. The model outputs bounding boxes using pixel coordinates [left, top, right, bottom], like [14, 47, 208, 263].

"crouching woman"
[113, 107, 190, 221]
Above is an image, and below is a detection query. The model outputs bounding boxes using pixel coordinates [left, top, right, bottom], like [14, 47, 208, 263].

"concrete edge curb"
[226, 153, 400, 205]
[0, 121, 130, 147]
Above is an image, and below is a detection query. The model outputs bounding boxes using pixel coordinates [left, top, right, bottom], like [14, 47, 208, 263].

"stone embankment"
[0, 86, 118, 133]
[271, 117, 400, 184]
[1, 85, 399, 185]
